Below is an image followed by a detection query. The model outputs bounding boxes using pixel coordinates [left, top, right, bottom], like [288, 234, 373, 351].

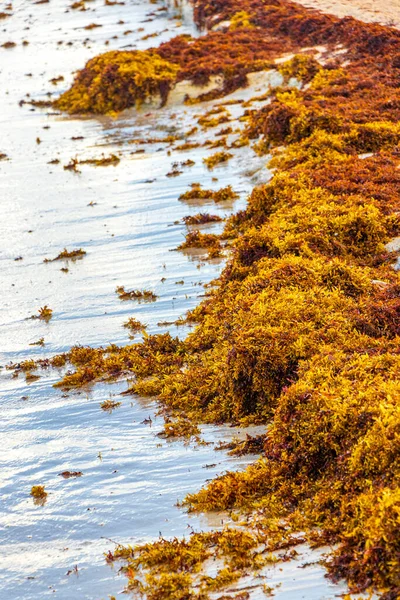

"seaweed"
[59, 471, 83, 478]
[105, 529, 269, 598]
[177, 230, 222, 254]
[183, 213, 223, 225]
[158, 417, 201, 439]
[123, 317, 147, 333]
[100, 399, 121, 411]
[31, 485, 47, 504]
[79, 154, 120, 166]
[203, 152, 233, 169]
[29, 338, 45, 347]
[116, 286, 157, 301]
[31, 306, 53, 321]
[55, 50, 180, 114]
[44, 248, 86, 262]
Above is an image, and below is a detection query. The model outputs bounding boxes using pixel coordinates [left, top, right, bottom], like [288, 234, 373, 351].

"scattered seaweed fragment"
[179, 184, 238, 204]
[116, 286, 157, 301]
[44, 248, 86, 262]
[100, 399, 121, 412]
[30, 485, 47, 504]
[31, 306, 53, 321]
[203, 151, 233, 169]
[59, 471, 83, 478]
[158, 417, 201, 439]
[79, 154, 120, 166]
[177, 230, 222, 255]
[29, 338, 45, 346]
[123, 317, 147, 333]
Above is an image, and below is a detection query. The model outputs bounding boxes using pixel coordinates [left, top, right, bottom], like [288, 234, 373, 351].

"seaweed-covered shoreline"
[18, 0, 400, 597]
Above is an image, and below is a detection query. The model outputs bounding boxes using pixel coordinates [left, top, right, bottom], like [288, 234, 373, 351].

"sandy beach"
[296, 0, 400, 28]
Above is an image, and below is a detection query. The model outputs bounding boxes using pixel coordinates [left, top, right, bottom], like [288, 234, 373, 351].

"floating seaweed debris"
[100, 399, 122, 412]
[123, 317, 147, 332]
[203, 151, 233, 169]
[105, 528, 274, 597]
[179, 184, 238, 203]
[63, 158, 80, 172]
[177, 230, 222, 254]
[26, 372, 40, 383]
[84, 23, 102, 30]
[158, 417, 201, 440]
[116, 286, 157, 301]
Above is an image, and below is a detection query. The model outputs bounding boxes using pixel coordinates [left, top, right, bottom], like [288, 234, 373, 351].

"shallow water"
[0, 1, 365, 598]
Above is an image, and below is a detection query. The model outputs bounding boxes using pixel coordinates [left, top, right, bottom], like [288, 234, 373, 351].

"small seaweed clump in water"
[179, 184, 238, 204]
[158, 417, 201, 440]
[123, 317, 147, 333]
[203, 151, 233, 169]
[116, 286, 157, 302]
[100, 399, 121, 412]
[177, 230, 222, 255]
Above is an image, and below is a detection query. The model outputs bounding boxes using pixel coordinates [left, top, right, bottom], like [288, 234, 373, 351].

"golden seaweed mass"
[24, 0, 400, 596]
[55, 50, 180, 114]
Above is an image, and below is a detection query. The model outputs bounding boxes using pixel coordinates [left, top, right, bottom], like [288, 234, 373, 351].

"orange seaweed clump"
[203, 151, 233, 169]
[183, 213, 223, 225]
[54, 50, 180, 114]
[179, 184, 238, 203]
[177, 230, 222, 257]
